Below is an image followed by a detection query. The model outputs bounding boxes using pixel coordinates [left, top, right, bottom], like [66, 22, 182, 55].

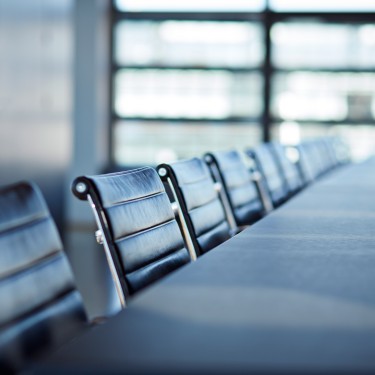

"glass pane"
[115, 21, 264, 68]
[272, 123, 375, 161]
[272, 72, 375, 122]
[270, 0, 375, 12]
[114, 121, 261, 165]
[272, 23, 375, 69]
[115, 0, 265, 12]
[114, 69, 262, 119]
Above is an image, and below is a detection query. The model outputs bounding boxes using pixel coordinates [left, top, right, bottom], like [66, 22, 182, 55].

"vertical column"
[66, 0, 110, 227]
[65, 0, 122, 319]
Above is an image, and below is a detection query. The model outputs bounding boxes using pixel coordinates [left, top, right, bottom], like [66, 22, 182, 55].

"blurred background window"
[271, 20, 375, 160]
[112, 16, 265, 165]
[114, 21, 263, 67]
[111, 1, 375, 166]
[269, 0, 375, 12]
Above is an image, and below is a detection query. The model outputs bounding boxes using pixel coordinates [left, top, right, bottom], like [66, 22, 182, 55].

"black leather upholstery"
[0, 181, 86, 373]
[295, 143, 315, 185]
[296, 138, 348, 185]
[157, 158, 231, 256]
[72, 167, 190, 298]
[296, 140, 328, 184]
[322, 138, 341, 170]
[330, 137, 351, 165]
[270, 142, 304, 196]
[204, 150, 264, 227]
[246, 144, 289, 207]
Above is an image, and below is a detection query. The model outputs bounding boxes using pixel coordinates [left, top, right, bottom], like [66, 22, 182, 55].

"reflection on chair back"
[72, 167, 190, 307]
[157, 158, 232, 256]
[0, 181, 86, 373]
[205, 150, 269, 227]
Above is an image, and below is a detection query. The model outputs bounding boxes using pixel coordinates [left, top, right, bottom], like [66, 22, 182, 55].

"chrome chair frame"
[74, 180, 127, 308]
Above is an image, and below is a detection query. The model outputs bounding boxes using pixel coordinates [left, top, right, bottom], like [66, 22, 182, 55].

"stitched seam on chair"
[114, 218, 176, 243]
[228, 179, 252, 190]
[231, 186, 259, 207]
[225, 170, 252, 189]
[0, 249, 63, 282]
[235, 198, 261, 210]
[0, 214, 48, 237]
[221, 164, 242, 174]
[187, 192, 217, 211]
[104, 191, 165, 208]
[196, 217, 227, 238]
[178, 173, 207, 186]
[0, 287, 79, 331]
[125, 247, 187, 279]
[91, 167, 150, 179]
[189, 194, 221, 214]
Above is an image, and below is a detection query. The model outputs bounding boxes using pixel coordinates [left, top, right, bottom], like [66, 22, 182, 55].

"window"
[110, 2, 375, 166]
[270, 0, 375, 12]
[271, 20, 375, 159]
[111, 9, 265, 166]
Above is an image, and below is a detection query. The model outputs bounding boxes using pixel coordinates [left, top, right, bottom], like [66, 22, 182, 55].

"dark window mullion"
[262, 8, 273, 142]
[113, 115, 261, 124]
[113, 65, 262, 73]
[274, 68, 375, 74]
[113, 11, 263, 22]
[272, 118, 375, 126]
[271, 11, 375, 23]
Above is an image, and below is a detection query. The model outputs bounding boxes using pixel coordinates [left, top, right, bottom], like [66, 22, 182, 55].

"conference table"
[35, 157, 375, 374]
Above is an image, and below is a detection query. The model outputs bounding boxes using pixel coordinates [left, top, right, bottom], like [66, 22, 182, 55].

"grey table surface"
[34, 158, 375, 375]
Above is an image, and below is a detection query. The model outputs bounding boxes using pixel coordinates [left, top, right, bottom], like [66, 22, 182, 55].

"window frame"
[109, 3, 375, 167]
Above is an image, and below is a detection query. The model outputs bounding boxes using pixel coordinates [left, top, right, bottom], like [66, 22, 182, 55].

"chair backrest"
[296, 140, 329, 183]
[322, 137, 341, 170]
[204, 150, 266, 227]
[331, 137, 351, 165]
[309, 140, 331, 177]
[72, 167, 190, 306]
[295, 142, 316, 185]
[157, 158, 232, 256]
[0, 181, 86, 373]
[246, 144, 289, 207]
[269, 142, 304, 196]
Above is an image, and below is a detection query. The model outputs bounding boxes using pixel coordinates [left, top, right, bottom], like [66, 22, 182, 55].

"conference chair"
[72, 167, 191, 308]
[0, 181, 87, 373]
[322, 137, 341, 170]
[204, 150, 271, 228]
[245, 144, 289, 207]
[310, 139, 333, 176]
[157, 157, 233, 257]
[296, 139, 329, 184]
[315, 138, 336, 172]
[269, 142, 305, 196]
[332, 137, 351, 165]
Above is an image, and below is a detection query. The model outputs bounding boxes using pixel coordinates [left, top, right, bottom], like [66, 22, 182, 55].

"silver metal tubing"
[251, 171, 274, 214]
[87, 194, 126, 308]
[208, 163, 238, 234]
[166, 177, 197, 261]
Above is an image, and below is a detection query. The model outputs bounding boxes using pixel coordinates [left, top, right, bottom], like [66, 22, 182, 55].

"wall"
[0, 0, 73, 231]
